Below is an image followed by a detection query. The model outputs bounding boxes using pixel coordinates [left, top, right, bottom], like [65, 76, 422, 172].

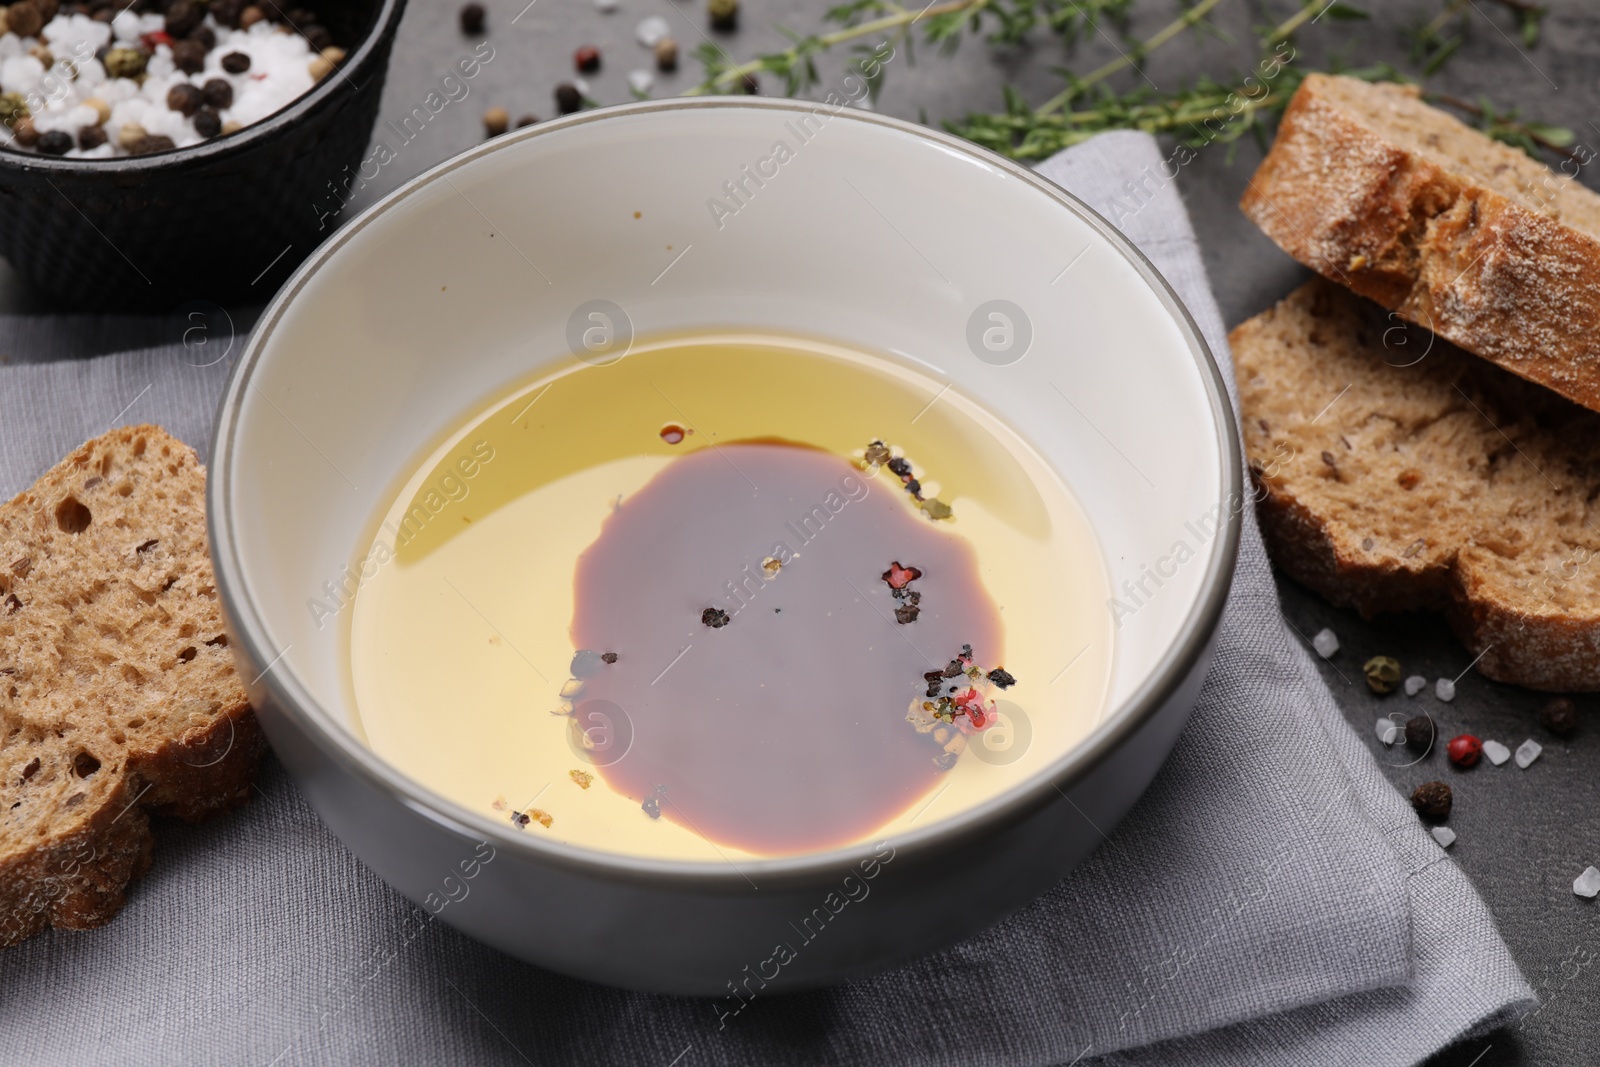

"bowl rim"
[209, 96, 1243, 890]
[0, 0, 406, 172]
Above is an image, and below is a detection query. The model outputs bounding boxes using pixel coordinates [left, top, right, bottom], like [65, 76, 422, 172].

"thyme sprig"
[1410, 0, 1547, 76]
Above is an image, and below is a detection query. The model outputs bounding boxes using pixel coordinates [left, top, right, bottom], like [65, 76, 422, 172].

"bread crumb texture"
[1242, 74, 1600, 413]
[1236, 280, 1600, 692]
[0, 426, 261, 946]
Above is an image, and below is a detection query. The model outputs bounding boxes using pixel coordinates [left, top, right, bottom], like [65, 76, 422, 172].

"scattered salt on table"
[1481, 739, 1511, 766]
[1515, 739, 1543, 769]
[1430, 826, 1456, 849]
[1574, 866, 1600, 899]
[1404, 675, 1427, 696]
[1435, 677, 1456, 702]
[1312, 628, 1338, 658]
[627, 69, 654, 94]
[635, 15, 670, 46]
[1375, 718, 1402, 746]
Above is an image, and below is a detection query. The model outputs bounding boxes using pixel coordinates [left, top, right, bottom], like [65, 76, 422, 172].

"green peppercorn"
[104, 47, 149, 79]
[708, 0, 738, 32]
[1364, 655, 1401, 695]
[0, 92, 28, 129]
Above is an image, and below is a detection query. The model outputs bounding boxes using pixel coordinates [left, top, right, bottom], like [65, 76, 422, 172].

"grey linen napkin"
[0, 131, 1531, 1066]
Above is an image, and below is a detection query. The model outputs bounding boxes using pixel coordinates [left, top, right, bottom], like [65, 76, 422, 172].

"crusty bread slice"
[0, 426, 262, 946]
[1235, 278, 1600, 692]
[1241, 73, 1600, 413]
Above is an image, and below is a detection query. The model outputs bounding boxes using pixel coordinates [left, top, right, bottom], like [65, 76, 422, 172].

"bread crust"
[1242, 73, 1600, 414]
[0, 426, 261, 946]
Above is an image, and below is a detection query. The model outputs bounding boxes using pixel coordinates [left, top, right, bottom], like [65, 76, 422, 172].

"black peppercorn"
[1410, 780, 1452, 821]
[516, 113, 539, 128]
[193, 106, 221, 138]
[701, 607, 730, 628]
[164, 0, 203, 36]
[894, 603, 920, 624]
[36, 129, 72, 155]
[211, 0, 244, 28]
[887, 457, 911, 477]
[987, 667, 1016, 689]
[739, 73, 760, 95]
[459, 1, 485, 34]
[130, 133, 177, 156]
[202, 78, 234, 109]
[302, 23, 332, 50]
[77, 123, 107, 150]
[1541, 696, 1578, 736]
[903, 478, 921, 496]
[1403, 714, 1433, 752]
[554, 82, 582, 114]
[188, 25, 216, 48]
[166, 82, 204, 116]
[221, 50, 252, 74]
[171, 38, 206, 74]
[600, 651, 618, 664]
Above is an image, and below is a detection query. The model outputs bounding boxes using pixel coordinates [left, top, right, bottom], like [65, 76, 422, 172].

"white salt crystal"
[626, 68, 653, 94]
[635, 15, 670, 46]
[593, 0, 619, 11]
[1430, 826, 1456, 849]
[573, 76, 591, 95]
[1375, 718, 1402, 746]
[1481, 739, 1511, 766]
[1435, 677, 1456, 702]
[1515, 739, 1543, 769]
[1404, 675, 1427, 696]
[111, 9, 141, 41]
[1575, 866, 1600, 899]
[1312, 628, 1338, 658]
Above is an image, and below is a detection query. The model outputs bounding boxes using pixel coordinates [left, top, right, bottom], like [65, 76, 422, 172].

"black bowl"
[0, 0, 407, 311]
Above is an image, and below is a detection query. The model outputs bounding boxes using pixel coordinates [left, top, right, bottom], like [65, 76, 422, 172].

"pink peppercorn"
[574, 45, 601, 73]
[1446, 734, 1483, 768]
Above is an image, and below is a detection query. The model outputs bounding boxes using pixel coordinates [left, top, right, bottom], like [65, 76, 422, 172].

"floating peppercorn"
[701, 606, 730, 628]
[459, 1, 485, 34]
[164, 0, 202, 36]
[555, 82, 582, 114]
[220, 50, 251, 74]
[574, 45, 601, 73]
[36, 129, 71, 155]
[895, 603, 921, 624]
[202, 78, 233, 110]
[7, 0, 42, 37]
[77, 123, 107, 149]
[863, 440, 891, 468]
[1410, 780, 1452, 820]
[920, 499, 953, 521]
[987, 667, 1016, 689]
[1363, 655, 1401, 695]
[193, 106, 221, 138]
[103, 46, 148, 79]
[708, 0, 738, 31]
[1403, 714, 1433, 752]
[1446, 734, 1483, 769]
[601, 651, 618, 664]
[166, 82, 204, 117]
[886, 456, 911, 477]
[482, 106, 509, 137]
[129, 133, 176, 156]
[654, 36, 678, 71]
[510, 810, 531, 828]
[642, 784, 667, 819]
[1541, 696, 1578, 736]
[171, 38, 206, 75]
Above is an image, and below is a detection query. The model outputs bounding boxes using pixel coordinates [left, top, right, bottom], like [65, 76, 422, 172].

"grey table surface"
[3, 0, 1598, 1063]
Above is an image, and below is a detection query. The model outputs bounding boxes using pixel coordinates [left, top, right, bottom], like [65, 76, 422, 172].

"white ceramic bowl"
[209, 98, 1240, 993]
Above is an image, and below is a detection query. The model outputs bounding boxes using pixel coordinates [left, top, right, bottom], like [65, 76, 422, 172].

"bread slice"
[1235, 278, 1600, 692]
[0, 426, 262, 946]
[1241, 73, 1600, 413]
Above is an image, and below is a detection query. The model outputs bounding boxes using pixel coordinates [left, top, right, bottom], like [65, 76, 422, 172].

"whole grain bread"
[1241, 73, 1600, 414]
[1235, 278, 1600, 692]
[0, 425, 262, 946]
